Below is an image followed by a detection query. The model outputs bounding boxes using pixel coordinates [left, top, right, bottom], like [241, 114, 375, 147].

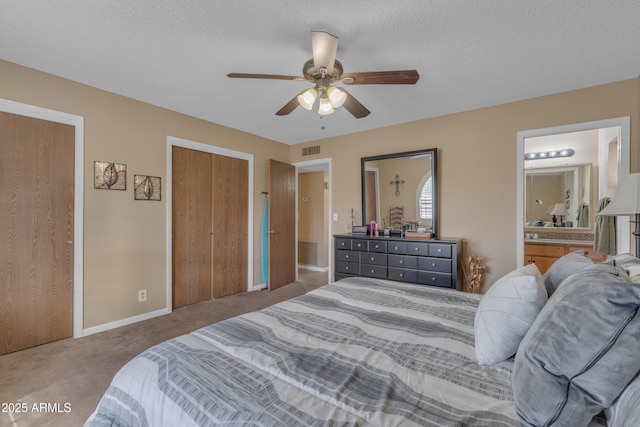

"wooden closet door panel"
[1, 111, 74, 355]
[211, 155, 248, 298]
[172, 146, 212, 308]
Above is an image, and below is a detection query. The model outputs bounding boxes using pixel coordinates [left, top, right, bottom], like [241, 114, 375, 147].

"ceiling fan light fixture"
[327, 86, 346, 108]
[318, 94, 334, 115]
[297, 88, 317, 110]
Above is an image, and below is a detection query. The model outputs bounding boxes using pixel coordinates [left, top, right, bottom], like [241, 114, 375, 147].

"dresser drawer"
[407, 242, 430, 256]
[361, 253, 387, 266]
[336, 250, 360, 262]
[368, 240, 387, 253]
[388, 268, 417, 283]
[336, 261, 359, 275]
[417, 271, 452, 288]
[352, 239, 368, 251]
[361, 265, 387, 279]
[429, 243, 452, 258]
[418, 257, 452, 273]
[388, 254, 418, 269]
[387, 242, 408, 254]
[335, 238, 352, 250]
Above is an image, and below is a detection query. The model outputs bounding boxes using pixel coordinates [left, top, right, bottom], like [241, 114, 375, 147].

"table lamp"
[597, 173, 640, 256]
[550, 203, 567, 226]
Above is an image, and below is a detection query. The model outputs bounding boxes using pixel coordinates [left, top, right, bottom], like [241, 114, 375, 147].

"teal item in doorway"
[261, 195, 268, 284]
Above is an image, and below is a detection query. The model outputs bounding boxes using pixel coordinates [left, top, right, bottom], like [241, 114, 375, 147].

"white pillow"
[474, 263, 547, 365]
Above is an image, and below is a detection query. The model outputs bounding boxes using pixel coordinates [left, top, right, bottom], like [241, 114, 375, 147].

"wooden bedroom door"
[0, 111, 75, 355]
[172, 146, 249, 308]
[267, 159, 295, 291]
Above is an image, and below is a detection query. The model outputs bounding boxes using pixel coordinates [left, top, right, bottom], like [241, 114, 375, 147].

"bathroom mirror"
[361, 148, 438, 237]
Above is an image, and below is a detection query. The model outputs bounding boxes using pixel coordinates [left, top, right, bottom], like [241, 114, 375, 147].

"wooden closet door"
[0, 111, 74, 355]
[172, 146, 212, 308]
[211, 155, 248, 298]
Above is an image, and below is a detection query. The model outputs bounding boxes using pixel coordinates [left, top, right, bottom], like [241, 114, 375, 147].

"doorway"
[516, 117, 630, 264]
[0, 99, 84, 352]
[294, 158, 332, 286]
[167, 136, 254, 310]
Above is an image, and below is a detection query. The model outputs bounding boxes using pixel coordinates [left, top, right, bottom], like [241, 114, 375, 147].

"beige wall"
[291, 78, 639, 289]
[0, 60, 289, 329]
[2, 58, 638, 330]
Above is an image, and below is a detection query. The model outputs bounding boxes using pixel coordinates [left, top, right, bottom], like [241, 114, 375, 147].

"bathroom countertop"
[524, 238, 595, 245]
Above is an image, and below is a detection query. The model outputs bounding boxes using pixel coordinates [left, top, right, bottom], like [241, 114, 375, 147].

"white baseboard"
[250, 283, 267, 291]
[81, 307, 171, 337]
[298, 264, 329, 272]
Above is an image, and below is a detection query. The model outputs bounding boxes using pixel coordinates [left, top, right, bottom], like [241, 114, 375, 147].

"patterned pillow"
[513, 263, 640, 427]
[542, 250, 593, 296]
[611, 253, 640, 283]
[474, 264, 547, 365]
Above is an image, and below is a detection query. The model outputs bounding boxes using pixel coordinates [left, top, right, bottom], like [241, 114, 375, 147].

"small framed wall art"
[134, 175, 161, 201]
[94, 161, 126, 190]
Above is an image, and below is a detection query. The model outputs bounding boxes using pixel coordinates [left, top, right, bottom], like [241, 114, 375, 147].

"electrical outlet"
[138, 289, 147, 302]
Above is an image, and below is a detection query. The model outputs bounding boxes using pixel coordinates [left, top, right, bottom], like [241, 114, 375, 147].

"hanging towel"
[576, 203, 589, 228]
[594, 197, 616, 255]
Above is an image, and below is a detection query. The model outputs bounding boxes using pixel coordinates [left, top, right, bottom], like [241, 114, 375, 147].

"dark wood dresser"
[334, 235, 463, 290]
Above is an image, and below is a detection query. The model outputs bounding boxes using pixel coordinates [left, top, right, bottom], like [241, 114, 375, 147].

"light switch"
[333, 213, 339, 221]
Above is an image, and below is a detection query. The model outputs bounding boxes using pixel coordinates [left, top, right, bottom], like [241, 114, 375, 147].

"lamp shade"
[550, 203, 567, 216]
[597, 173, 640, 216]
[297, 88, 317, 110]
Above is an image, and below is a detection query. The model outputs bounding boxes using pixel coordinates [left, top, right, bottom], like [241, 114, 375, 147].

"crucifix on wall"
[390, 174, 405, 196]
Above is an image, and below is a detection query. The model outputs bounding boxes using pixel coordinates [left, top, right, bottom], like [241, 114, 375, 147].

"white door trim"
[293, 157, 333, 283]
[0, 98, 85, 338]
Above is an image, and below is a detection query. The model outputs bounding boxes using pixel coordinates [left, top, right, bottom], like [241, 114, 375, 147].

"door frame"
[166, 136, 255, 310]
[293, 157, 333, 284]
[516, 116, 630, 265]
[0, 98, 85, 338]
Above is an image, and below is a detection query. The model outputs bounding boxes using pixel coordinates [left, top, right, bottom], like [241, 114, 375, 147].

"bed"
[85, 252, 640, 427]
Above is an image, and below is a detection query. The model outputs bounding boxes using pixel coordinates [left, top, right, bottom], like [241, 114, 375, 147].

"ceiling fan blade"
[340, 70, 420, 85]
[275, 90, 307, 116]
[311, 31, 338, 75]
[341, 89, 370, 119]
[227, 73, 306, 81]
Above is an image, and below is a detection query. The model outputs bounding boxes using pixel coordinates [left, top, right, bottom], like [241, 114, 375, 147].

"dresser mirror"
[361, 148, 438, 238]
[517, 116, 630, 258]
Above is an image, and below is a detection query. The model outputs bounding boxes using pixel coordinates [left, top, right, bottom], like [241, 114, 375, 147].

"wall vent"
[302, 145, 320, 156]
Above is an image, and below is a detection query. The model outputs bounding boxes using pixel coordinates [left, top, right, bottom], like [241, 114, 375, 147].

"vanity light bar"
[524, 148, 575, 161]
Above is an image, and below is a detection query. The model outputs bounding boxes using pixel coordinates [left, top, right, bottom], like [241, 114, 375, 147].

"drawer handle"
[345, 254, 350, 259]
[357, 243, 362, 247]
[399, 273, 404, 277]
[431, 277, 436, 282]
[370, 269, 375, 273]
[437, 248, 443, 253]
[345, 266, 350, 270]
[370, 256, 375, 261]
[394, 246, 399, 250]
[341, 242, 346, 246]
[414, 247, 419, 251]
[431, 263, 436, 267]
[399, 260, 404, 264]
[374, 244, 379, 249]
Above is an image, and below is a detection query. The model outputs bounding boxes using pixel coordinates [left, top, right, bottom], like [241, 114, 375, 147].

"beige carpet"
[0, 271, 327, 427]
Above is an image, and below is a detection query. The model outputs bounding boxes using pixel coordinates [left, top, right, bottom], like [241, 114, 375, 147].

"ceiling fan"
[227, 31, 420, 118]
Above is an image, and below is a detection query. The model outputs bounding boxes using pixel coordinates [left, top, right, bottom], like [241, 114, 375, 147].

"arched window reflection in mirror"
[416, 173, 433, 224]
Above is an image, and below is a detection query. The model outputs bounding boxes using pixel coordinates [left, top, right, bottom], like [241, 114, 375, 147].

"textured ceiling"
[1, 1, 640, 145]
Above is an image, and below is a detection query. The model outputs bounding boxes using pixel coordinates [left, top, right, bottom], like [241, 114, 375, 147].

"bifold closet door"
[0, 111, 74, 355]
[172, 146, 249, 308]
[172, 146, 212, 308]
[211, 155, 248, 298]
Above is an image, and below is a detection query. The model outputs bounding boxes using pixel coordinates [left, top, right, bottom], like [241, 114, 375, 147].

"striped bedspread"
[85, 277, 521, 426]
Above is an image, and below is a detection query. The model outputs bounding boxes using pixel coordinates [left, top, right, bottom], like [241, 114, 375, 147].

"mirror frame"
[361, 148, 438, 238]
[516, 117, 630, 265]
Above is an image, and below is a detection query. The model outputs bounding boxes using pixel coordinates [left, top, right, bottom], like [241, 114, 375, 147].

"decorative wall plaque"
[134, 175, 161, 201]
[94, 161, 126, 190]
